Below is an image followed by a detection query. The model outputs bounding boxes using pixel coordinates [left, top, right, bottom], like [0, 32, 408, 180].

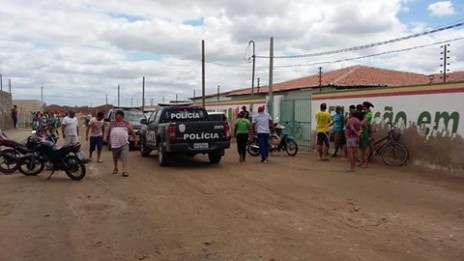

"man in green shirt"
[359, 101, 374, 168]
[234, 111, 251, 162]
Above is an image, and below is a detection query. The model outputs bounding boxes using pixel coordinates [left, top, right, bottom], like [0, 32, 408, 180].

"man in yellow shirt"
[315, 103, 332, 161]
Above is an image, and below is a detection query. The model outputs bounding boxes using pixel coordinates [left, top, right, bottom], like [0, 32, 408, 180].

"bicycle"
[368, 123, 409, 166]
[282, 121, 304, 140]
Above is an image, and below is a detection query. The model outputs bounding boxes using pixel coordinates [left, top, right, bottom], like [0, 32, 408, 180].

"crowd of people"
[231, 101, 375, 172]
[233, 105, 274, 163]
[12, 102, 375, 175]
[315, 101, 374, 172]
[23, 109, 136, 177]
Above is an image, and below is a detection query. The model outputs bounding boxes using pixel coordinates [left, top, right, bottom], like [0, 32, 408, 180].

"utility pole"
[40, 84, 44, 112]
[268, 37, 274, 117]
[131, 97, 133, 107]
[217, 85, 220, 101]
[118, 85, 120, 106]
[201, 40, 206, 107]
[440, 44, 450, 83]
[0, 73, 2, 91]
[8, 79, 11, 93]
[248, 40, 256, 97]
[318, 67, 323, 92]
[142, 76, 145, 110]
[105, 94, 108, 104]
[257, 77, 260, 93]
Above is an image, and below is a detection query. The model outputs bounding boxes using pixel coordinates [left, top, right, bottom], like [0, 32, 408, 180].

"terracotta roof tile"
[227, 65, 462, 96]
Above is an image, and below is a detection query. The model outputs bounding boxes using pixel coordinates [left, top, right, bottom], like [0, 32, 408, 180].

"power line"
[160, 61, 202, 86]
[205, 61, 249, 68]
[256, 21, 464, 59]
[205, 37, 464, 69]
[271, 37, 464, 68]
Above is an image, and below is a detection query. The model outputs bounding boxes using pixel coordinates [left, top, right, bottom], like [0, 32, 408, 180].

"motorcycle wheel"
[0, 149, 20, 174]
[247, 139, 260, 156]
[18, 156, 44, 176]
[285, 139, 299, 156]
[64, 156, 86, 181]
[0, 149, 19, 175]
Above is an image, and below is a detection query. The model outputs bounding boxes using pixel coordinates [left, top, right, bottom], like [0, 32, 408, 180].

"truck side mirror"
[140, 118, 147, 125]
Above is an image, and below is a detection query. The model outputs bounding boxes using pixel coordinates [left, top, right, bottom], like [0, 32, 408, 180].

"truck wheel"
[208, 150, 222, 164]
[158, 144, 170, 166]
[139, 137, 151, 157]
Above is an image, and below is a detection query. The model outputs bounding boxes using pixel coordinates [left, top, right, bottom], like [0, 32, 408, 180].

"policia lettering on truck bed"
[139, 104, 231, 166]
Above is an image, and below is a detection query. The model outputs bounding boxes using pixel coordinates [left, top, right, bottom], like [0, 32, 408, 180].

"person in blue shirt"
[331, 106, 346, 158]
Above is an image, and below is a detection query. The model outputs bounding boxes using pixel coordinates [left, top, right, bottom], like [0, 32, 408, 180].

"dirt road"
[1, 132, 463, 260]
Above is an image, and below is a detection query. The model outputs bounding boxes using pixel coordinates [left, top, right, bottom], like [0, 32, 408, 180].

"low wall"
[0, 91, 13, 130]
[312, 82, 464, 174]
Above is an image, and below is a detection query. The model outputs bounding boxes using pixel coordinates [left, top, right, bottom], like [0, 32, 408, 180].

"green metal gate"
[279, 98, 312, 147]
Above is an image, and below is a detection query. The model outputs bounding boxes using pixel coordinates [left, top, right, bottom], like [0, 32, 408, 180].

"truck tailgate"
[171, 121, 229, 149]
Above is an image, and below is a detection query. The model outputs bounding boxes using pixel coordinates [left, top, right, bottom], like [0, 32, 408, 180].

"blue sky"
[399, 0, 463, 25]
[0, 0, 463, 106]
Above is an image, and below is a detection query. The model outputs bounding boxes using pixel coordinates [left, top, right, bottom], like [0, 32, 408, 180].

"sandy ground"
[0, 128, 463, 261]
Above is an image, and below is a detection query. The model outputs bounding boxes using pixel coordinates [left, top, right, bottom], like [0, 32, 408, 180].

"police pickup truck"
[139, 103, 231, 166]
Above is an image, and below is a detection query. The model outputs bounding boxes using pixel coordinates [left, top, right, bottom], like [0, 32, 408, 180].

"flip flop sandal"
[122, 172, 129, 177]
[112, 169, 118, 174]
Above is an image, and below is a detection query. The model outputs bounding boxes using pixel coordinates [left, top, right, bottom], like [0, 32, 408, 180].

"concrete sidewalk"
[1, 128, 34, 143]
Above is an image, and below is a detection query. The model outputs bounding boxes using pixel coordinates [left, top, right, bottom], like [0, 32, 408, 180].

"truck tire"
[158, 143, 170, 166]
[208, 150, 222, 164]
[139, 137, 151, 157]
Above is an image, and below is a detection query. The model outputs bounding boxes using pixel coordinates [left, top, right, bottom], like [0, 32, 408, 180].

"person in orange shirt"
[315, 103, 332, 161]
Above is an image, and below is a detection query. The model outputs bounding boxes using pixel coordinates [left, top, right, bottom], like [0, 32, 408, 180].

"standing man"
[61, 110, 79, 145]
[234, 111, 251, 162]
[252, 105, 273, 163]
[315, 103, 332, 161]
[105, 110, 137, 177]
[241, 106, 250, 120]
[85, 112, 105, 163]
[11, 105, 18, 129]
[331, 106, 346, 158]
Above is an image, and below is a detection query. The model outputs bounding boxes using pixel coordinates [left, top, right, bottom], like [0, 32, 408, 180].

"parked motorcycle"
[0, 130, 36, 174]
[16, 138, 86, 180]
[0, 129, 58, 174]
[247, 123, 299, 156]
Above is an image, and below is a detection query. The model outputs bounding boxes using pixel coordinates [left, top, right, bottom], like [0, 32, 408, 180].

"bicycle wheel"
[381, 141, 408, 166]
[368, 143, 374, 162]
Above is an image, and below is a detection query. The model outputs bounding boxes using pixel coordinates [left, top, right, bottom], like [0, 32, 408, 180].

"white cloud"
[428, 1, 456, 17]
[0, 0, 463, 106]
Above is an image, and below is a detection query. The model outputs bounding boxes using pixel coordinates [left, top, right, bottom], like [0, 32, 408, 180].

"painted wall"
[0, 91, 13, 129]
[203, 99, 267, 121]
[13, 100, 44, 128]
[311, 82, 464, 173]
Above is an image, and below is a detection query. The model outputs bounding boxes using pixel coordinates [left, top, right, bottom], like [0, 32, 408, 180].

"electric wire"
[272, 37, 464, 68]
[255, 21, 464, 59]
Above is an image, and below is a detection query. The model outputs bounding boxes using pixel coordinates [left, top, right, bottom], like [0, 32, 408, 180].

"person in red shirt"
[104, 110, 137, 177]
[11, 105, 18, 129]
